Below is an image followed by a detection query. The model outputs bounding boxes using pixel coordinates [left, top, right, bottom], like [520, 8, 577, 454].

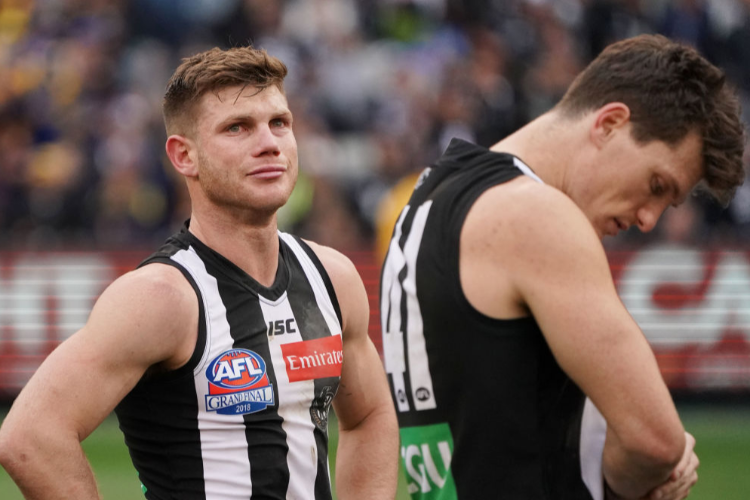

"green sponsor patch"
[400, 423, 458, 500]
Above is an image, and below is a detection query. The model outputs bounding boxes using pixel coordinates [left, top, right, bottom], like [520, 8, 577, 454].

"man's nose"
[252, 125, 281, 157]
[636, 204, 662, 233]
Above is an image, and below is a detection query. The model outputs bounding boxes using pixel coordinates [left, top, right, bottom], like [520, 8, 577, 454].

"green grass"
[0, 410, 410, 499]
[1, 405, 748, 499]
[677, 404, 750, 499]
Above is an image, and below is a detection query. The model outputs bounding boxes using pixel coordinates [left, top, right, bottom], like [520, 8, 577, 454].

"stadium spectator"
[1, 1, 747, 250]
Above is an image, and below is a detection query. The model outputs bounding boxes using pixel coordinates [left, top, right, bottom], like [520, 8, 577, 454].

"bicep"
[523, 244, 658, 402]
[6, 267, 196, 441]
[330, 256, 387, 428]
[308, 242, 393, 429]
[333, 328, 392, 430]
[9, 325, 146, 441]
[513, 219, 677, 438]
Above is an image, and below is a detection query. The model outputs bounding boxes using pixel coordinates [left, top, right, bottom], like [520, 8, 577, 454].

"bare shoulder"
[87, 262, 199, 367]
[460, 177, 611, 317]
[108, 262, 195, 302]
[299, 239, 361, 289]
[96, 263, 197, 324]
[299, 239, 367, 336]
[465, 177, 604, 265]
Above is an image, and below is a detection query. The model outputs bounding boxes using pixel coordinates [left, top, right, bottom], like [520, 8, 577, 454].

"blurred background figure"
[0, 0, 747, 252]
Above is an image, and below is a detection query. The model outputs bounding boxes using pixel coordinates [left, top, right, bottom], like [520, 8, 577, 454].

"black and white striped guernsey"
[115, 223, 343, 500]
[380, 138, 601, 499]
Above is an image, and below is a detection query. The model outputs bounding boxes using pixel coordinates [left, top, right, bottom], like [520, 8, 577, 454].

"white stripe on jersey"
[381, 208, 411, 413]
[580, 397, 606, 500]
[402, 202, 437, 411]
[514, 157, 544, 184]
[259, 292, 318, 500]
[171, 247, 253, 499]
[279, 232, 342, 336]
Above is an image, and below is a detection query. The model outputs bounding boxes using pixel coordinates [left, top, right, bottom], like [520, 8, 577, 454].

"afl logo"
[205, 349, 274, 415]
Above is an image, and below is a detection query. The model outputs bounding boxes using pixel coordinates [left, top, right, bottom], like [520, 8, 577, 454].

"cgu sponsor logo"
[281, 335, 343, 382]
[205, 348, 274, 415]
[400, 423, 457, 499]
[402, 442, 452, 497]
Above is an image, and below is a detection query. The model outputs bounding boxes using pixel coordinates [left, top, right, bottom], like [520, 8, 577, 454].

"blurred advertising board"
[610, 245, 750, 391]
[0, 252, 144, 398]
[0, 246, 749, 398]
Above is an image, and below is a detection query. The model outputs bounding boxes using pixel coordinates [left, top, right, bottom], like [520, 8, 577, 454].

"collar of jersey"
[180, 221, 291, 300]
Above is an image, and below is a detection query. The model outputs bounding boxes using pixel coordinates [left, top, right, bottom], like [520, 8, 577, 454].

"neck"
[188, 210, 280, 287]
[490, 110, 589, 196]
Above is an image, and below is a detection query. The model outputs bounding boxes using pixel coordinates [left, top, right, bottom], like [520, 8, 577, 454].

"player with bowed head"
[381, 34, 745, 500]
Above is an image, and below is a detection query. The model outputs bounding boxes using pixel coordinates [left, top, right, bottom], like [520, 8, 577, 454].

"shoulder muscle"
[299, 240, 368, 340]
[84, 263, 198, 369]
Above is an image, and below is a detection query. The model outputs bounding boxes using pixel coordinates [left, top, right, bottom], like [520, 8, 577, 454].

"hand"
[646, 432, 699, 500]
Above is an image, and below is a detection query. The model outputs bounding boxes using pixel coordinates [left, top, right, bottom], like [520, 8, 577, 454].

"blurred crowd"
[0, 0, 749, 256]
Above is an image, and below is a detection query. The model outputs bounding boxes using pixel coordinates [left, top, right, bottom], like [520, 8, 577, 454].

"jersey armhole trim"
[291, 236, 344, 327]
[446, 172, 539, 331]
[136, 257, 208, 383]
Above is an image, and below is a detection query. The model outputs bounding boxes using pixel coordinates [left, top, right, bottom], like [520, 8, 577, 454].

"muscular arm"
[308, 242, 399, 500]
[0, 265, 197, 499]
[462, 181, 684, 499]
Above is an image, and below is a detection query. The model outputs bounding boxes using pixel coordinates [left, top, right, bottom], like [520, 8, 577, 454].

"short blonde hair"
[163, 46, 288, 136]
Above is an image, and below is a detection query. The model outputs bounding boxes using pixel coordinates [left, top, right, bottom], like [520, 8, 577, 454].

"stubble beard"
[196, 150, 291, 219]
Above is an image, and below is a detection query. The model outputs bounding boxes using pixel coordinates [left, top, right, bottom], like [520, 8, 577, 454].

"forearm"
[602, 427, 679, 499]
[335, 407, 399, 500]
[0, 433, 100, 500]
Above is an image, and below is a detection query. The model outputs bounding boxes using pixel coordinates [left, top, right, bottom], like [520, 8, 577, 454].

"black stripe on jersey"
[284, 242, 336, 500]
[134, 377, 206, 500]
[291, 236, 343, 327]
[208, 260, 291, 499]
[120, 256, 208, 499]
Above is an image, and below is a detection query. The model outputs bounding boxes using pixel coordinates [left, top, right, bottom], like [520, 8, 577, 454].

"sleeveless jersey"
[115, 223, 343, 500]
[380, 138, 600, 499]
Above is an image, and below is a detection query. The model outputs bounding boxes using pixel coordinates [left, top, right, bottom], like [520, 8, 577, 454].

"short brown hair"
[163, 46, 288, 136]
[557, 34, 745, 206]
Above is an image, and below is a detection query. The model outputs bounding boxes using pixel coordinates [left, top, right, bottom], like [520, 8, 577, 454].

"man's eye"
[651, 178, 665, 195]
[228, 124, 242, 133]
[271, 118, 288, 128]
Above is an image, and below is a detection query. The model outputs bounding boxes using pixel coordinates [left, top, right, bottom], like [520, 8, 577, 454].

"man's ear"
[166, 135, 198, 177]
[590, 102, 631, 149]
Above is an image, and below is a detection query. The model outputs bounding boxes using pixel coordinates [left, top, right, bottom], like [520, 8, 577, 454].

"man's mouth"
[248, 166, 286, 179]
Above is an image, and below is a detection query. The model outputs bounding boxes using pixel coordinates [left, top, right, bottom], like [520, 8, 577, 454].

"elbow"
[0, 424, 38, 474]
[626, 425, 684, 472]
[0, 428, 21, 471]
[653, 432, 685, 471]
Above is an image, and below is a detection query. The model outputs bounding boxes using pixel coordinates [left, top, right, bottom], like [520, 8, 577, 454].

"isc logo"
[267, 318, 297, 336]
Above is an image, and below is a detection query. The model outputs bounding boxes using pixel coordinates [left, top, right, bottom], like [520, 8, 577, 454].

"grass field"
[1, 404, 748, 499]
